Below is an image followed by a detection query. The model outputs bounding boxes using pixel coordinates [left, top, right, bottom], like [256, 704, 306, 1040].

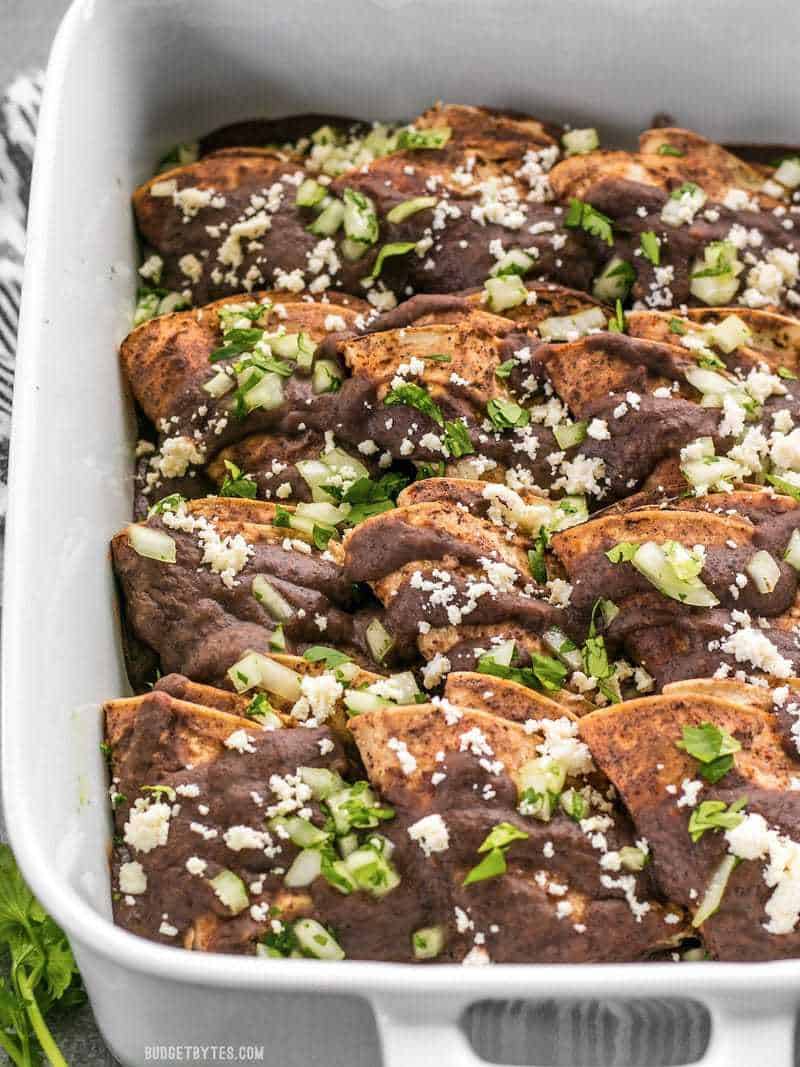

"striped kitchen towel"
[0, 70, 44, 518]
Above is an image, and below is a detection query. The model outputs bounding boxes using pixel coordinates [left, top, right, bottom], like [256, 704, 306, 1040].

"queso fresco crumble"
[101, 103, 800, 964]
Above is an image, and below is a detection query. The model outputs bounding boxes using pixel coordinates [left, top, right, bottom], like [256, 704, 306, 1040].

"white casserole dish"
[4, 0, 800, 1062]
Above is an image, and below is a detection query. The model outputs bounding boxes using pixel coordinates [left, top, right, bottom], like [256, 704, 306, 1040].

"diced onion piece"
[591, 256, 630, 302]
[689, 254, 742, 307]
[366, 618, 395, 663]
[298, 766, 344, 799]
[784, 528, 800, 571]
[208, 870, 249, 915]
[295, 179, 327, 208]
[343, 189, 378, 245]
[774, 158, 800, 190]
[343, 844, 401, 898]
[490, 249, 535, 278]
[538, 306, 607, 340]
[631, 541, 719, 608]
[227, 651, 266, 693]
[484, 275, 527, 312]
[370, 671, 421, 705]
[710, 314, 752, 354]
[284, 848, 323, 888]
[553, 420, 588, 450]
[692, 854, 738, 928]
[562, 127, 599, 156]
[295, 333, 316, 373]
[684, 365, 739, 397]
[252, 575, 294, 622]
[619, 846, 648, 872]
[338, 833, 359, 859]
[295, 501, 349, 526]
[517, 756, 568, 799]
[412, 925, 445, 960]
[324, 447, 369, 480]
[158, 292, 190, 315]
[293, 918, 346, 960]
[203, 368, 235, 398]
[295, 459, 336, 502]
[271, 815, 329, 849]
[746, 549, 781, 594]
[312, 359, 343, 395]
[336, 661, 360, 683]
[552, 495, 589, 531]
[542, 628, 582, 671]
[386, 196, 437, 224]
[258, 656, 302, 703]
[269, 333, 301, 359]
[681, 456, 746, 489]
[269, 625, 287, 652]
[344, 689, 391, 716]
[308, 198, 344, 237]
[127, 524, 176, 564]
[488, 639, 516, 667]
[340, 238, 366, 262]
[244, 372, 284, 412]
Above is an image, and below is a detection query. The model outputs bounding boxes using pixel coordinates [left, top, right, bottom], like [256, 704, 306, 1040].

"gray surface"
[0, 9, 116, 1067]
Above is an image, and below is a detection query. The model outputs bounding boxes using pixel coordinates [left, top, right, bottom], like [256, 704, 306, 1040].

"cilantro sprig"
[687, 797, 747, 842]
[220, 460, 257, 499]
[0, 845, 85, 1066]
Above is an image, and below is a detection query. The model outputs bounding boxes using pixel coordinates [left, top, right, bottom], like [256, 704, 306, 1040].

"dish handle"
[371, 993, 796, 1067]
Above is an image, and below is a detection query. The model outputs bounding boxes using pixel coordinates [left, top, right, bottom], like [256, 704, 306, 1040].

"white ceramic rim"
[3, 5, 800, 1057]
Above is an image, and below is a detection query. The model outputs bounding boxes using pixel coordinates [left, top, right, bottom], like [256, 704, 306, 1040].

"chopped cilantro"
[476, 649, 567, 693]
[605, 541, 639, 563]
[607, 298, 626, 334]
[495, 359, 516, 379]
[312, 523, 337, 550]
[640, 231, 661, 266]
[303, 646, 352, 669]
[486, 397, 530, 431]
[210, 327, 264, 363]
[273, 505, 292, 528]
[669, 317, 687, 335]
[687, 797, 747, 843]
[443, 419, 474, 458]
[527, 529, 548, 583]
[148, 492, 186, 517]
[384, 382, 444, 427]
[397, 126, 452, 150]
[220, 460, 257, 499]
[677, 722, 741, 783]
[657, 144, 684, 157]
[244, 692, 274, 721]
[463, 822, 529, 886]
[565, 198, 614, 246]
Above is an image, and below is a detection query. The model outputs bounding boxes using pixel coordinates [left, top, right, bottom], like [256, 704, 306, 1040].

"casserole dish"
[4, 0, 800, 1062]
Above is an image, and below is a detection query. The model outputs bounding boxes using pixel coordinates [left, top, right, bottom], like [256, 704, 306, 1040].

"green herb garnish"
[564, 198, 614, 246]
[220, 460, 257, 499]
[463, 822, 529, 886]
[677, 722, 741, 784]
[384, 382, 444, 427]
[687, 797, 747, 842]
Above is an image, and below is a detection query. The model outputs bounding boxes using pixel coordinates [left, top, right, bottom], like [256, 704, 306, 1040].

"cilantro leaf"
[677, 722, 741, 783]
[486, 398, 530, 431]
[688, 797, 747, 843]
[0, 845, 85, 1066]
[383, 382, 444, 427]
[303, 646, 352, 669]
[565, 198, 614, 246]
[443, 419, 474, 458]
[463, 822, 529, 885]
[640, 231, 661, 266]
[220, 460, 258, 499]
